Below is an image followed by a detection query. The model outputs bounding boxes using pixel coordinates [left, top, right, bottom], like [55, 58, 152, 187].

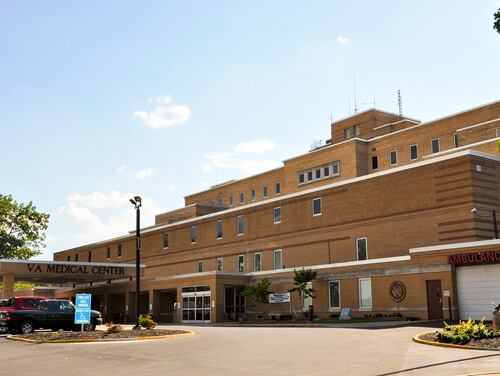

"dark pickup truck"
[0, 299, 102, 334]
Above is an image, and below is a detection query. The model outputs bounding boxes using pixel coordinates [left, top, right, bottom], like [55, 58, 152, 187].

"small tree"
[494, 8, 500, 34]
[289, 268, 318, 320]
[244, 278, 273, 318]
[0, 194, 50, 259]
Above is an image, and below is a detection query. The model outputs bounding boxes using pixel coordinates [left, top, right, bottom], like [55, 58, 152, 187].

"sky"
[1, 1, 499, 260]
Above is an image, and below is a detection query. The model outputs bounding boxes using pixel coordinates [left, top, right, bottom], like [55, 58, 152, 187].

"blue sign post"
[75, 294, 91, 331]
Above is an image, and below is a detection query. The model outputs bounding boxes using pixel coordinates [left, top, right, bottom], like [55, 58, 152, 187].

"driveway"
[0, 324, 498, 375]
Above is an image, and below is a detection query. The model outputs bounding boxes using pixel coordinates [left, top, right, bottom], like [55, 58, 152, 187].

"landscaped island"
[9, 328, 192, 343]
[416, 319, 500, 350]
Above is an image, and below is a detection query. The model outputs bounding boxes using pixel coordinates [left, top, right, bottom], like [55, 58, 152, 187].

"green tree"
[0, 194, 50, 259]
[289, 268, 318, 320]
[494, 8, 500, 34]
[244, 278, 273, 317]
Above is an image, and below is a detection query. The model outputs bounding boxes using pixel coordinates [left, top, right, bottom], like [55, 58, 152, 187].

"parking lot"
[1, 324, 499, 376]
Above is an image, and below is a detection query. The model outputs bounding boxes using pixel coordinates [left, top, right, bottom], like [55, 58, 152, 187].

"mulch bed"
[420, 332, 500, 350]
[15, 329, 189, 342]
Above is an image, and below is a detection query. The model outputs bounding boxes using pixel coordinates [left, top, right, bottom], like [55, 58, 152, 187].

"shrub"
[105, 323, 124, 334]
[436, 318, 499, 344]
[330, 313, 339, 319]
[138, 314, 157, 329]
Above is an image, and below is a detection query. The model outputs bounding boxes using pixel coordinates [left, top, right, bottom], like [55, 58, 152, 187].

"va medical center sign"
[26, 263, 126, 276]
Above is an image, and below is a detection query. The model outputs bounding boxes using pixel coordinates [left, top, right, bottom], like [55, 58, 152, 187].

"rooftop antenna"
[398, 89, 403, 117]
[353, 74, 358, 114]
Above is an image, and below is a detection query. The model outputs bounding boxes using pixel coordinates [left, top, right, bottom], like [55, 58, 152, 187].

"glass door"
[181, 286, 211, 323]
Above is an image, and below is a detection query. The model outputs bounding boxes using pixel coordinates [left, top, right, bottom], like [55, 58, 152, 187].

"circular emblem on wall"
[389, 281, 406, 302]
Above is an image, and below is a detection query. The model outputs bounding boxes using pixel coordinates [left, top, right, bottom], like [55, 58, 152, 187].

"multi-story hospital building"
[33, 100, 500, 323]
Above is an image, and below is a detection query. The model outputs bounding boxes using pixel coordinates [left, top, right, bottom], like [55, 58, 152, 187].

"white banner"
[269, 292, 291, 303]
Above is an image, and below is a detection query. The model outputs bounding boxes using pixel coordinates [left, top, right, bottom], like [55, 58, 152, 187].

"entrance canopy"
[0, 259, 145, 298]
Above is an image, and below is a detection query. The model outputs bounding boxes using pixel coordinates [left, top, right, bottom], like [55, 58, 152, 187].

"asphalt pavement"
[0, 324, 498, 375]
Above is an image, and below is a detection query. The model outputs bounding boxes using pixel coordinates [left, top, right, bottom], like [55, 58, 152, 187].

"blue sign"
[75, 294, 91, 324]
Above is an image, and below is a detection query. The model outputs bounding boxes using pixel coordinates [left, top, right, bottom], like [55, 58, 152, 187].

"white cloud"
[117, 164, 127, 173]
[336, 36, 350, 44]
[202, 164, 212, 173]
[134, 167, 153, 180]
[67, 190, 135, 209]
[233, 139, 277, 154]
[167, 185, 176, 192]
[203, 139, 281, 175]
[134, 95, 191, 129]
[45, 191, 162, 255]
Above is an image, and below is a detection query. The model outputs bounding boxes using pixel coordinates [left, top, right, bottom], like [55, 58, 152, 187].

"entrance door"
[181, 286, 211, 323]
[224, 286, 245, 321]
[426, 280, 443, 320]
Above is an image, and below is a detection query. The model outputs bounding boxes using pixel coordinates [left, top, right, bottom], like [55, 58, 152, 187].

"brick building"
[51, 100, 500, 324]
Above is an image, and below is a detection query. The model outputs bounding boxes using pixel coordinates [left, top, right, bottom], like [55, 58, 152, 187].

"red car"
[1, 296, 48, 311]
[0, 297, 47, 333]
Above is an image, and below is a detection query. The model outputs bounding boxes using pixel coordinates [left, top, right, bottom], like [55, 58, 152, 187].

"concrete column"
[148, 289, 154, 317]
[2, 273, 15, 299]
[103, 293, 109, 323]
[124, 292, 130, 324]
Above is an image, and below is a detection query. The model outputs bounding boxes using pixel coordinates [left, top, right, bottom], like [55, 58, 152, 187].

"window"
[323, 166, 330, 177]
[315, 169, 321, 179]
[273, 207, 281, 224]
[329, 281, 341, 309]
[453, 133, 459, 148]
[251, 188, 256, 201]
[273, 249, 282, 270]
[358, 278, 372, 308]
[312, 198, 322, 216]
[344, 128, 351, 140]
[229, 195, 234, 207]
[216, 257, 223, 272]
[216, 220, 223, 240]
[431, 138, 440, 154]
[298, 173, 305, 184]
[197, 261, 203, 273]
[88, 251, 92, 262]
[239, 192, 245, 204]
[263, 185, 269, 198]
[356, 237, 368, 261]
[237, 255, 245, 272]
[307, 171, 313, 182]
[390, 150, 397, 166]
[67, 255, 70, 262]
[217, 197, 223, 207]
[332, 161, 340, 176]
[275, 182, 281, 195]
[75, 254, 79, 262]
[254, 252, 261, 272]
[117, 244, 122, 258]
[190, 226, 197, 244]
[163, 233, 169, 249]
[371, 156, 378, 170]
[106, 247, 111, 259]
[354, 125, 360, 137]
[237, 215, 244, 236]
[410, 144, 418, 161]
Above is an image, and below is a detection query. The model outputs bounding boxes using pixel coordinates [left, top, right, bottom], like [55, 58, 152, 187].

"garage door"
[456, 264, 500, 320]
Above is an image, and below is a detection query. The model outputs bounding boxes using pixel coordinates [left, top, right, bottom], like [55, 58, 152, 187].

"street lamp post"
[471, 207, 498, 239]
[130, 196, 142, 329]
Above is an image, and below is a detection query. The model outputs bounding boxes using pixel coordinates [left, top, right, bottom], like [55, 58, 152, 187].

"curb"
[6, 330, 195, 344]
[413, 332, 500, 352]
